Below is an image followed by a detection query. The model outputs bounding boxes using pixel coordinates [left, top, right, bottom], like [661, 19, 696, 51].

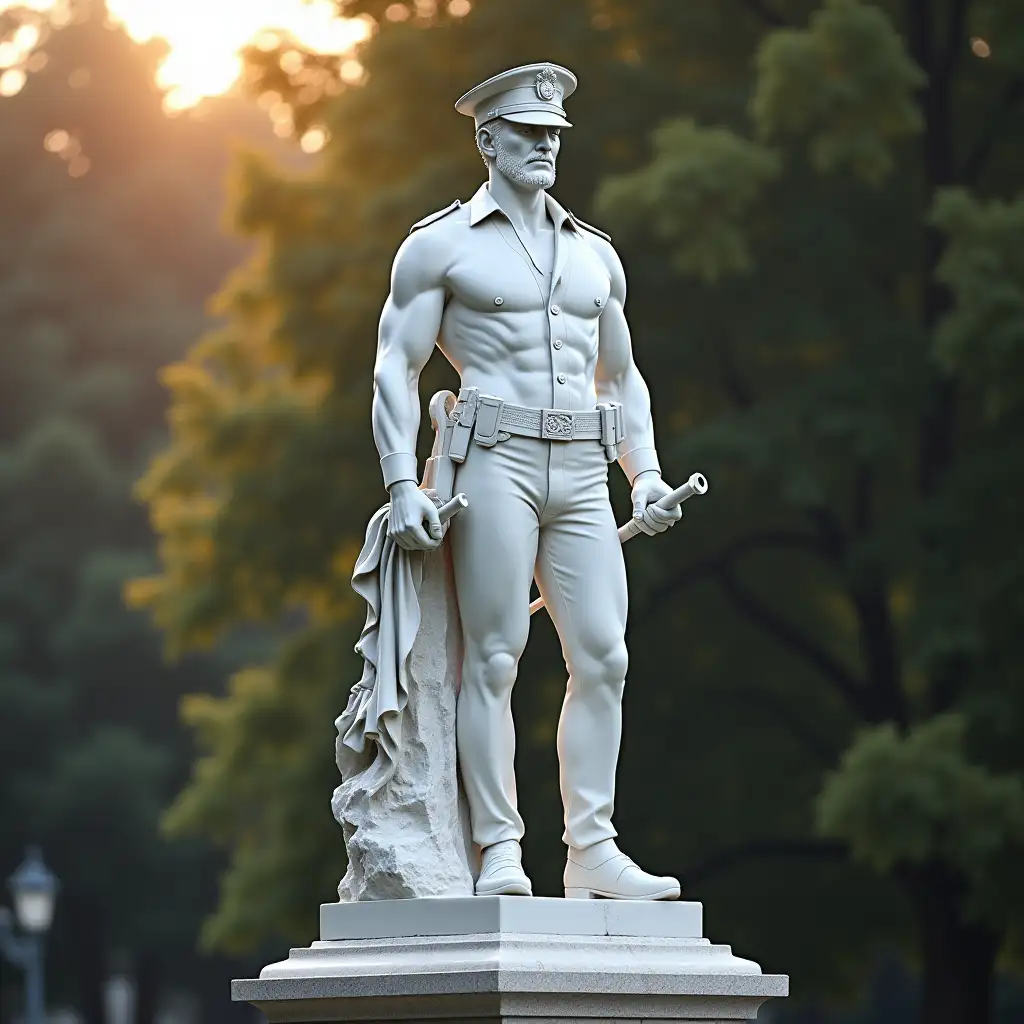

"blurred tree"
[0, 2, 270, 1022]
[133, 1, 1024, 1023]
[594, 2, 1024, 1023]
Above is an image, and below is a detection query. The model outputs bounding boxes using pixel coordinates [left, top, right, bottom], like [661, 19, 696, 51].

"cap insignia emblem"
[536, 67, 558, 102]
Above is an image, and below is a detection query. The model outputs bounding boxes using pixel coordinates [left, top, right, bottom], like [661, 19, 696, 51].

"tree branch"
[852, 463, 873, 536]
[646, 530, 827, 609]
[940, 0, 971, 82]
[905, 0, 934, 77]
[718, 562, 872, 717]
[702, 684, 840, 765]
[963, 77, 1024, 184]
[644, 529, 871, 717]
[847, 469, 908, 727]
[733, 0, 789, 28]
[805, 504, 847, 561]
[717, 332, 755, 410]
[683, 838, 848, 887]
[850, 584, 909, 728]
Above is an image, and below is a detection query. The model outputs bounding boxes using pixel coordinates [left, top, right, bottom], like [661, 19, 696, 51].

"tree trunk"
[134, 950, 160, 1024]
[905, 0, 960, 499]
[64, 896, 106, 1024]
[901, 862, 1001, 1024]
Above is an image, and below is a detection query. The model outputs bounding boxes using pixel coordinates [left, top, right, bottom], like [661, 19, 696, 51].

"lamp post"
[0, 847, 59, 1024]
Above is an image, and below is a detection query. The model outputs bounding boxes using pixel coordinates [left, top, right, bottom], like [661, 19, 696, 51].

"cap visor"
[501, 110, 572, 128]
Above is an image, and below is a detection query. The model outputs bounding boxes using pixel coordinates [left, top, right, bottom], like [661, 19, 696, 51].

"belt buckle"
[541, 409, 576, 441]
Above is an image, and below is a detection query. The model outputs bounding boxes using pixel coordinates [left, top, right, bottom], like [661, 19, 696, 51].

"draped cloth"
[332, 499, 474, 901]
[336, 503, 426, 795]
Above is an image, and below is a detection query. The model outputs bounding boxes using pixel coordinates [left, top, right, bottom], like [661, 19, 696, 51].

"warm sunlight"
[0, 0, 371, 111]
[109, 0, 372, 110]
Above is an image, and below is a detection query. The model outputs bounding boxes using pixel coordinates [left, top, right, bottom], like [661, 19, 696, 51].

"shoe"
[475, 839, 533, 897]
[564, 839, 680, 900]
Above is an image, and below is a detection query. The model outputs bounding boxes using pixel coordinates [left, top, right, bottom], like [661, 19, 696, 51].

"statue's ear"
[477, 124, 499, 160]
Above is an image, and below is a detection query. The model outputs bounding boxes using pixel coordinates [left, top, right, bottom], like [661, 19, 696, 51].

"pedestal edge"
[233, 970, 790, 1002]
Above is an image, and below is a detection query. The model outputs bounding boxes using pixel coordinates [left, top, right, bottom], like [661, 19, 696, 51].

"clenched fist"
[387, 481, 443, 551]
[629, 471, 682, 536]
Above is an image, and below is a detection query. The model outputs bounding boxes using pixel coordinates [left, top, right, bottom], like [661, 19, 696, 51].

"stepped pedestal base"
[233, 897, 788, 1023]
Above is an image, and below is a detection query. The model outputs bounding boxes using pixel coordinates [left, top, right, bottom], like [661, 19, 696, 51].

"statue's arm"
[593, 241, 662, 485]
[372, 231, 447, 490]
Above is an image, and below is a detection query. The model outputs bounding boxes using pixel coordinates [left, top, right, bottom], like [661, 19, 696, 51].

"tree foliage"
[597, 120, 781, 281]
[751, 0, 924, 181]
[931, 188, 1024, 417]
[0, 3, 276, 1020]
[818, 715, 1024, 886]
[134, 1, 1024, 1021]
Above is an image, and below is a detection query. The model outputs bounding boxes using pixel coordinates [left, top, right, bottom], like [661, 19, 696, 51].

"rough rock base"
[333, 543, 476, 901]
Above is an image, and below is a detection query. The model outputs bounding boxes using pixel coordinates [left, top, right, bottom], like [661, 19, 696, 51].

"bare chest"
[444, 222, 612, 321]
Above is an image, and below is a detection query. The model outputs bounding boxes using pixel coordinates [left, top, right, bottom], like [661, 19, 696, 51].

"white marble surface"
[372, 62, 684, 872]
[260, 932, 763, 982]
[333, 543, 475, 901]
[234, 897, 788, 1022]
[320, 894, 703, 941]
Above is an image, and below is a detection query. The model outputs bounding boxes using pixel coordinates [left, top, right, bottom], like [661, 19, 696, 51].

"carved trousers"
[447, 433, 629, 851]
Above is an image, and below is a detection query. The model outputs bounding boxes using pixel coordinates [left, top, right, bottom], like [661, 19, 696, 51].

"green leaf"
[931, 187, 1024, 418]
[596, 119, 780, 282]
[751, 0, 925, 182]
[817, 715, 1024, 880]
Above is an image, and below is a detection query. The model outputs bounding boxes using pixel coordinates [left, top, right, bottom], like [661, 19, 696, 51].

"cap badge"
[535, 67, 558, 102]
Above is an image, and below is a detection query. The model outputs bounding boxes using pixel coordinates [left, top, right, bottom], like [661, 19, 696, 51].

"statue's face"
[481, 120, 561, 190]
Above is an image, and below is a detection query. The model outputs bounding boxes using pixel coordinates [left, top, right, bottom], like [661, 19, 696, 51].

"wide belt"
[447, 387, 626, 463]
[499, 405, 603, 440]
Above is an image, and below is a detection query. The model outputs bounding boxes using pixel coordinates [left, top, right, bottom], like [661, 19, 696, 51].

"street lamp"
[0, 847, 59, 1024]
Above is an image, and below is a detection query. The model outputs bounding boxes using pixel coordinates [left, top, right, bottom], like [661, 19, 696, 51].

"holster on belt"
[598, 401, 626, 462]
[448, 386, 479, 463]
[473, 395, 505, 447]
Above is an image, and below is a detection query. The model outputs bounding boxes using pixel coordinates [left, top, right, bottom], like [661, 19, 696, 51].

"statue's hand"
[630, 471, 682, 537]
[388, 481, 443, 551]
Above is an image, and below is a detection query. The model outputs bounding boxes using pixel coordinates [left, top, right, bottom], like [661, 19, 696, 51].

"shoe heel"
[564, 887, 593, 899]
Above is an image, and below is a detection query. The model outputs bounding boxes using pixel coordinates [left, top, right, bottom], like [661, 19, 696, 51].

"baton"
[437, 492, 469, 523]
[528, 472, 709, 617]
[617, 472, 708, 541]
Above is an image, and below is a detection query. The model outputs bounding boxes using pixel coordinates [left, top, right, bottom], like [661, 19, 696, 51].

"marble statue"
[340, 62, 704, 902]
[235, 63, 791, 1024]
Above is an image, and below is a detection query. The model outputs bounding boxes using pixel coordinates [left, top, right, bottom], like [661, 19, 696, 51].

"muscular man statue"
[371, 63, 681, 900]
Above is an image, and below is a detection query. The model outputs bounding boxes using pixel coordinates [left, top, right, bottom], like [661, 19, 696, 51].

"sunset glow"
[0, 0, 372, 111]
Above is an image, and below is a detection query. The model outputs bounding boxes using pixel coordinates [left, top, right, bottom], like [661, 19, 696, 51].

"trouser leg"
[447, 438, 540, 848]
[534, 441, 629, 850]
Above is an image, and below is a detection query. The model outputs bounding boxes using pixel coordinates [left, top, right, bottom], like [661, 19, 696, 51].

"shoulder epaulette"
[409, 200, 462, 234]
[568, 209, 611, 242]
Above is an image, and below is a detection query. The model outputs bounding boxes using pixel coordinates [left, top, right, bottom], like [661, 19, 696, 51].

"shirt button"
[557, 373, 567, 384]
[550, 304, 561, 315]
[553, 339, 563, 349]
[595, 297, 604, 307]
[494, 296, 504, 306]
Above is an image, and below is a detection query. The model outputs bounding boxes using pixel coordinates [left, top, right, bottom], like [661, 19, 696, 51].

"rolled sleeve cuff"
[380, 452, 418, 489]
[619, 447, 661, 485]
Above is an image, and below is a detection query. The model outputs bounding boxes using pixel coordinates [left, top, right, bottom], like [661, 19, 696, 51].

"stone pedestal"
[233, 897, 788, 1022]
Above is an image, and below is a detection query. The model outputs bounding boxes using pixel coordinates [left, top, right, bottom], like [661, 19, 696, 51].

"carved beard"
[495, 139, 556, 190]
